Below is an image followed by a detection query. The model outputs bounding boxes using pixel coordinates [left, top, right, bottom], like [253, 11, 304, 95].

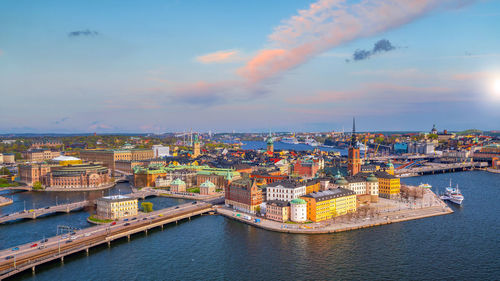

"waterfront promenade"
[0, 196, 12, 208]
[0, 201, 213, 279]
[217, 189, 453, 234]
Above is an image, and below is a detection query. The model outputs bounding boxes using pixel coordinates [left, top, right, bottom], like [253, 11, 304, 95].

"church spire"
[350, 117, 358, 148]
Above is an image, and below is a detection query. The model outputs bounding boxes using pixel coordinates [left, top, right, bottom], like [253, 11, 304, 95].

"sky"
[1, 0, 500, 134]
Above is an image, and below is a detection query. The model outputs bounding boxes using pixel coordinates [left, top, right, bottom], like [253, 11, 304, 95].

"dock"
[0, 202, 213, 279]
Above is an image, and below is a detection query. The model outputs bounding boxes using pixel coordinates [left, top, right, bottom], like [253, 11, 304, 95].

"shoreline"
[216, 206, 453, 234]
[0, 196, 13, 207]
[216, 189, 453, 235]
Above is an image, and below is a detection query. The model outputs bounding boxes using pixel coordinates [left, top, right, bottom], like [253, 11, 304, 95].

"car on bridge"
[110, 222, 116, 226]
[5, 255, 14, 260]
[11, 247, 19, 251]
[40, 238, 48, 243]
[30, 243, 38, 248]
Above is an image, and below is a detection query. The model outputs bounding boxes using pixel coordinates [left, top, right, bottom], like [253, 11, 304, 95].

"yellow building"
[301, 188, 357, 222]
[50, 155, 83, 166]
[375, 171, 400, 199]
[96, 195, 138, 220]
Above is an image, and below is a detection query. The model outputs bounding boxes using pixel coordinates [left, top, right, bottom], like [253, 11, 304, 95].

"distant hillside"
[456, 129, 482, 135]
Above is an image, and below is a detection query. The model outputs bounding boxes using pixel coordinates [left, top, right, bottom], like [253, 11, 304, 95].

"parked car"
[38, 245, 46, 249]
[131, 217, 137, 220]
[40, 238, 48, 243]
[30, 243, 38, 248]
[124, 223, 130, 226]
[11, 247, 19, 251]
[111, 222, 116, 226]
[124, 218, 129, 221]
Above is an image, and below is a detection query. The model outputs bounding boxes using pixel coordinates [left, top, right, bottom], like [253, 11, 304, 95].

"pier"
[0, 202, 213, 279]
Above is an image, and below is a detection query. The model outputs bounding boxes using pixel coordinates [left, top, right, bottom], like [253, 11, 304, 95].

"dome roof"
[52, 156, 80, 161]
[386, 160, 394, 168]
[367, 173, 378, 182]
[335, 177, 348, 185]
[200, 180, 215, 188]
[334, 170, 342, 179]
[290, 198, 306, 205]
[171, 178, 186, 185]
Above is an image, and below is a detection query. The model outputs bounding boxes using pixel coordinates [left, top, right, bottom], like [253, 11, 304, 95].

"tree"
[0, 167, 10, 175]
[141, 202, 153, 213]
[33, 181, 43, 190]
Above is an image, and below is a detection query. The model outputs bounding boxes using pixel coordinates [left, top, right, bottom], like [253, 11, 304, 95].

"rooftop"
[302, 188, 355, 202]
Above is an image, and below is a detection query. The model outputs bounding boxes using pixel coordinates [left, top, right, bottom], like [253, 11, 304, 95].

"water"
[1, 171, 499, 280]
[238, 140, 347, 155]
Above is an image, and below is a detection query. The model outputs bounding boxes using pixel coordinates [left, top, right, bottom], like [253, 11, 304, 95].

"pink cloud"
[196, 49, 242, 64]
[238, 0, 469, 84]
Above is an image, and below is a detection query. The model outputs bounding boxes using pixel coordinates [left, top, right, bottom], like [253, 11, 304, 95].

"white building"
[96, 195, 138, 220]
[290, 198, 307, 223]
[152, 145, 170, 157]
[266, 180, 306, 202]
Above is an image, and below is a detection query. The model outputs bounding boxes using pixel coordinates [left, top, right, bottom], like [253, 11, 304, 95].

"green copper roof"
[335, 176, 348, 185]
[367, 173, 378, 182]
[291, 198, 306, 204]
[200, 180, 216, 188]
[171, 178, 186, 185]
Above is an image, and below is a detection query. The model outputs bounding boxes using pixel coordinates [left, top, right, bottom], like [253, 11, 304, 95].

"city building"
[293, 159, 320, 178]
[335, 171, 379, 203]
[304, 179, 321, 194]
[408, 142, 435, 154]
[265, 200, 290, 222]
[374, 171, 400, 199]
[290, 198, 307, 223]
[266, 180, 307, 202]
[200, 180, 216, 195]
[0, 153, 15, 164]
[96, 195, 138, 220]
[30, 140, 63, 149]
[170, 178, 187, 192]
[18, 163, 53, 185]
[80, 149, 154, 172]
[301, 188, 357, 222]
[23, 149, 61, 162]
[225, 178, 262, 214]
[44, 164, 111, 189]
[473, 143, 500, 164]
[152, 145, 170, 157]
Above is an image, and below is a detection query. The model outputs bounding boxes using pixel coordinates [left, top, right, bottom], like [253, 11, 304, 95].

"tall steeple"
[350, 117, 358, 148]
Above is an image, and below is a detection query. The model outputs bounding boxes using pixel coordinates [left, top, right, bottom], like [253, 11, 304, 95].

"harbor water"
[1, 171, 499, 280]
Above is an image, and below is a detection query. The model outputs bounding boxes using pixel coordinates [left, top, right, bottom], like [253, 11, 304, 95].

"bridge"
[369, 155, 442, 162]
[0, 186, 32, 192]
[0, 202, 213, 279]
[395, 162, 488, 177]
[0, 201, 90, 224]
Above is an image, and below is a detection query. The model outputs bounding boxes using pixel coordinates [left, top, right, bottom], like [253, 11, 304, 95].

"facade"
[337, 172, 379, 203]
[301, 188, 357, 222]
[45, 164, 111, 189]
[290, 198, 307, 223]
[304, 179, 321, 194]
[473, 143, 500, 163]
[266, 180, 307, 202]
[96, 195, 138, 220]
[196, 174, 226, 189]
[170, 178, 187, 192]
[23, 149, 61, 162]
[374, 171, 400, 199]
[80, 149, 154, 172]
[192, 135, 201, 158]
[200, 180, 216, 195]
[225, 178, 262, 214]
[0, 153, 15, 164]
[293, 159, 320, 178]
[18, 163, 53, 185]
[265, 200, 290, 222]
[408, 142, 435, 154]
[152, 145, 170, 157]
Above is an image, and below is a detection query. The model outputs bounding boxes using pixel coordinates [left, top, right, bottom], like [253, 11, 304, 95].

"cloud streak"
[68, 29, 99, 37]
[196, 49, 242, 64]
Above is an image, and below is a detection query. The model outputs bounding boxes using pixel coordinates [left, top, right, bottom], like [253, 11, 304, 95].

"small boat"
[281, 135, 299, 144]
[440, 180, 464, 205]
[418, 183, 432, 189]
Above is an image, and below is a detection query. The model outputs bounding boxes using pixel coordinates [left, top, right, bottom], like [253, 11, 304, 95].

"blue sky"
[1, 0, 499, 133]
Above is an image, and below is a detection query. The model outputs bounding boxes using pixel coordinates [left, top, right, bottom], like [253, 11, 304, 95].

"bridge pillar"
[32, 213, 36, 219]
[189, 216, 191, 221]
[161, 225, 163, 230]
[32, 266, 35, 274]
[107, 241, 111, 247]
[66, 207, 70, 213]
[86, 248, 89, 255]
[127, 235, 130, 241]
[61, 256, 64, 263]
[176, 221, 178, 224]
[145, 229, 148, 235]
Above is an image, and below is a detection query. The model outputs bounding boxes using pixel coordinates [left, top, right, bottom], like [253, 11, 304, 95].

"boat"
[304, 137, 319, 147]
[418, 183, 432, 189]
[440, 180, 464, 205]
[280, 135, 299, 144]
